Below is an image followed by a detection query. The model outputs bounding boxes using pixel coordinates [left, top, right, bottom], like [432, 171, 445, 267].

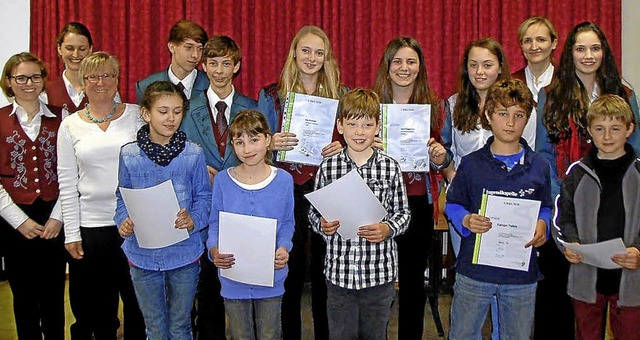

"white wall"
[0, 0, 30, 106]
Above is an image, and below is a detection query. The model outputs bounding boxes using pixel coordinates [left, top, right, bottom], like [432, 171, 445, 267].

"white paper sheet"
[304, 170, 387, 240]
[277, 92, 339, 166]
[380, 104, 431, 172]
[473, 194, 541, 271]
[120, 180, 188, 249]
[561, 238, 627, 269]
[218, 211, 277, 287]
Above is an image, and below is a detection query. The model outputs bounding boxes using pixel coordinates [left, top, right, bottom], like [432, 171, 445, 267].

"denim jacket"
[115, 140, 212, 271]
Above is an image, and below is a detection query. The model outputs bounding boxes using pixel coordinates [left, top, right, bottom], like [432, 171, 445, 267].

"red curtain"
[30, 0, 622, 104]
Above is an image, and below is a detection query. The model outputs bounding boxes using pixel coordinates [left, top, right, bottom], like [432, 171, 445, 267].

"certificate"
[380, 104, 431, 172]
[120, 180, 188, 249]
[561, 238, 627, 269]
[305, 170, 387, 240]
[277, 92, 339, 166]
[472, 193, 541, 271]
[218, 211, 277, 287]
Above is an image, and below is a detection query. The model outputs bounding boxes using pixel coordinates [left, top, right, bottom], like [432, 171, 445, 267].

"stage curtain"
[30, 0, 622, 104]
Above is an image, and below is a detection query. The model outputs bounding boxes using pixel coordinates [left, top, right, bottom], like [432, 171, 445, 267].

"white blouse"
[58, 104, 144, 243]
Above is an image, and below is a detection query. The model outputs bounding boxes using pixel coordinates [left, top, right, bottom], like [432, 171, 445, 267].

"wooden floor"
[0, 279, 488, 339]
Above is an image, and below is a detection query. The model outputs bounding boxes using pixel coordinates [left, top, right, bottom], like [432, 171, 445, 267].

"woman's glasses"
[84, 73, 117, 83]
[11, 74, 43, 84]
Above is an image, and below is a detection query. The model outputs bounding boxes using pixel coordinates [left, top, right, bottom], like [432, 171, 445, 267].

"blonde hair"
[78, 51, 119, 88]
[278, 26, 342, 99]
[517, 16, 558, 44]
[587, 94, 636, 127]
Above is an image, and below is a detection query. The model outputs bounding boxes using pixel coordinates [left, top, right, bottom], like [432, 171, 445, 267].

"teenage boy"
[135, 19, 209, 103]
[445, 79, 552, 339]
[308, 88, 410, 339]
[182, 34, 257, 173]
[555, 94, 640, 339]
[181, 35, 256, 340]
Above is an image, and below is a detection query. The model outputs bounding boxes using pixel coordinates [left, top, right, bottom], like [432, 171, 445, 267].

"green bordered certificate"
[277, 92, 338, 166]
[472, 192, 540, 271]
[380, 104, 431, 172]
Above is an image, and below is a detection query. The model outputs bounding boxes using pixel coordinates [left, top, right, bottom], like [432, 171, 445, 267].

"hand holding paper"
[358, 222, 391, 243]
[464, 213, 492, 233]
[320, 217, 340, 236]
[210, 247, 235, 269]
[561, 238, 628, 269]
[611, 247, 640, 270]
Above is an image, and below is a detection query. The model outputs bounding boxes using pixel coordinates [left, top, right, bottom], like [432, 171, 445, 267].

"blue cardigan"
[207, 168, 294, 299]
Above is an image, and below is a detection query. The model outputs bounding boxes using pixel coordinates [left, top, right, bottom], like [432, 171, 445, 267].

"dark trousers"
[534, 241, 574, 339]
[194, 249, 226, 340]
[1, 199, 66, 340]
[68, 227, 145, 340]
[281, 181, 328, 340]
[395, 195, 433, 340]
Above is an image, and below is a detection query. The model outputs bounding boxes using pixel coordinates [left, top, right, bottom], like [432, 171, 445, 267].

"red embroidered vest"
[0, 105, 63, 204]
[45, 77, 88, 113]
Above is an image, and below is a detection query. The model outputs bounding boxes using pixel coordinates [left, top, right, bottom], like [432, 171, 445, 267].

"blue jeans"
[449, 274, 536, 340]
[224, 296, 282, 340]
[130, 261, 200, 340]
[326, 280, 395, 340]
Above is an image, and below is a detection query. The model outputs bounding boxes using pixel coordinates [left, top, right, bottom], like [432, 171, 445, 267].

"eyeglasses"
[84, 73, 117, 83]
[11, 74, 43, 84]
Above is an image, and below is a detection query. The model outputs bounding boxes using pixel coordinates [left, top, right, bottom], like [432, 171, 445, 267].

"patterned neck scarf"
[136, 124, 186, 166]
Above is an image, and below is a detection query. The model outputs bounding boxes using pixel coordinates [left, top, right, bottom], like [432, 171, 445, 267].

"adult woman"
[512, 17, 559, 147]
[371, 36, 449, 340]
[58, 51, 145, 339]
[0, 52, 66, 340]
[535, 21, 640, 339]
[257, 25, 347, 340]
[43, 22, 120, 112]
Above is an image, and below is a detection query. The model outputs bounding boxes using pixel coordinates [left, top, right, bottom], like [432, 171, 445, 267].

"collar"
[10, 100, 56, 120]
[62, 70, 84, 99]
[167, 67, 197, 97]
[524, 64, 554, 87]
[481, 136, 533, 166]
[207, 86, 235, 110]
[337, 146, 379, 168]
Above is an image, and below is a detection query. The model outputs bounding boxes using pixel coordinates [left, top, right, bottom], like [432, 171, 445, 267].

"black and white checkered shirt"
[308, 148, 410, 290]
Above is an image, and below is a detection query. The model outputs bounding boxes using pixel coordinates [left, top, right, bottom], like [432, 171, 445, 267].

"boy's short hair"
[484, 79, 534, 122]
[338, 88, 380, 122]
[202, 35, 242, 65]
[168, 20, 208, 45]
[587, 94, 635, 127]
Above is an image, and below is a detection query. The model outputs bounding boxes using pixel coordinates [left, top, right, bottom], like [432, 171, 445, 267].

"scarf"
[136, 124, 187, 166]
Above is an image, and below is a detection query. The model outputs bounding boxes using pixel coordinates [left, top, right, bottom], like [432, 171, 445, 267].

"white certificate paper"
[218, 211, 277, 287]
[120, 180, 188, 249]
[380, 104, 431, 172]
[561, 238, 627, 269]
[473, 194, 541, 271]
[305, 170, 387, 240]
[277, 92, 339, 166]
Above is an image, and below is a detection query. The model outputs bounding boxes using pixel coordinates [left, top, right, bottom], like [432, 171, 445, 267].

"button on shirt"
[308, 148, 410, 290]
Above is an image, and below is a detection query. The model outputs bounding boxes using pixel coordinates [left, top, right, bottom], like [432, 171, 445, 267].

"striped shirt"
[308, 148, 410, 289]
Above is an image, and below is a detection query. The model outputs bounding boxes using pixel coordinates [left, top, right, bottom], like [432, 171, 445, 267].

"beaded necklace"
[85, 102, 117, 123]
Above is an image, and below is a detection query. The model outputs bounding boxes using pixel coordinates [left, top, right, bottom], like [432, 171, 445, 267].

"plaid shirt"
[308, 148, 410, 289]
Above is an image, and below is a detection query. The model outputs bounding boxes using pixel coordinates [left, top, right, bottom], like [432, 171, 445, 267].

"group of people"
[0, 14, 638, 340]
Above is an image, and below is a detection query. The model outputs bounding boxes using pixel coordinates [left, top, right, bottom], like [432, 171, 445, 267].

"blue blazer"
[135, 68, 210, 104]
[181, 90, 257, 171]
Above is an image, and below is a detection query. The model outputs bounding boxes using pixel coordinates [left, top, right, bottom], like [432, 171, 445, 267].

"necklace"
[85, 102, 117, 123]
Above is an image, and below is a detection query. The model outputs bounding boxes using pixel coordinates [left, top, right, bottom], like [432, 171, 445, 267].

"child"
[115, 81, 212, 339]
[207, 109, 294, 339]
[555, 94, 640, 339]
[308, 88, 410, 339]
[445, 79, 552, 339]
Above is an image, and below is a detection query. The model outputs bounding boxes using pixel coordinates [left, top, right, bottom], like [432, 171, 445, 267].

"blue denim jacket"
[115, 140, 212, 271]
